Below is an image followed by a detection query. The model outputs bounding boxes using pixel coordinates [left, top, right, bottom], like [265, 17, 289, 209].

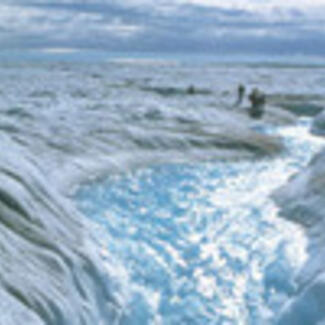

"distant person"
[248, 88, 266, 118]
[234, 84, 245, 107]
[187, 85, 195, 95]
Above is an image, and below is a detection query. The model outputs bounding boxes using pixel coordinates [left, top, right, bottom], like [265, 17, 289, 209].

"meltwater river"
[76, 119, 324, 325]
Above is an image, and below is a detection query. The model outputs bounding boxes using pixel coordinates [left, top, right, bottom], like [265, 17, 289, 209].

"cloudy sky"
[1, 0, 325, 56]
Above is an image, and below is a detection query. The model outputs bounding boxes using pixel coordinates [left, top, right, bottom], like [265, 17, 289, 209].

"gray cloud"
[0, 1, 325, 55]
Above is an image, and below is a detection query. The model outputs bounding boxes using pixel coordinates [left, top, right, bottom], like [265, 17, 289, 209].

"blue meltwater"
[76, 119, 324, 325]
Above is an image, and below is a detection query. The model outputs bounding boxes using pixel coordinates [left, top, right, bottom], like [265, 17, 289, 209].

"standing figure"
[248, 88, 265, 118]
[234, 84, 245, 107]
[187, 85, 195, 95]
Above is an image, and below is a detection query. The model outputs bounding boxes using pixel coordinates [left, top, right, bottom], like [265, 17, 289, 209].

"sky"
[1, 0, 325, 56]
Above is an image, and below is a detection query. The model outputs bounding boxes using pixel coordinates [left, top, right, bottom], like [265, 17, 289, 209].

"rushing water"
[0, 58, 325, 324]
[76, 119, 324, 324]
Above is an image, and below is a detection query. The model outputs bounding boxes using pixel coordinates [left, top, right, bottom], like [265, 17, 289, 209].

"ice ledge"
[273, 146, 325, 324]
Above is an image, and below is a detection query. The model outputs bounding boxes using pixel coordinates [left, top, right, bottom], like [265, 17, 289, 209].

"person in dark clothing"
[238, 84, 245, 104]
[233, 84, 245, 107]
[187, 85, 195, 95]
[248, 88, 266, 118]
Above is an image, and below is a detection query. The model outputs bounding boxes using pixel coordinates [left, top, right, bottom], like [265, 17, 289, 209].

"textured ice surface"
[0, 60, 324, 324]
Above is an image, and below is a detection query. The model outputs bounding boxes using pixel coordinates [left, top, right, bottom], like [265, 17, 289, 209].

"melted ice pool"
[76, 119, 324, 324]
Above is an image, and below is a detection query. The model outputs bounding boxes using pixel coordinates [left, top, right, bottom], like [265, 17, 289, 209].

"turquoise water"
[76, 120, 323, 324]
